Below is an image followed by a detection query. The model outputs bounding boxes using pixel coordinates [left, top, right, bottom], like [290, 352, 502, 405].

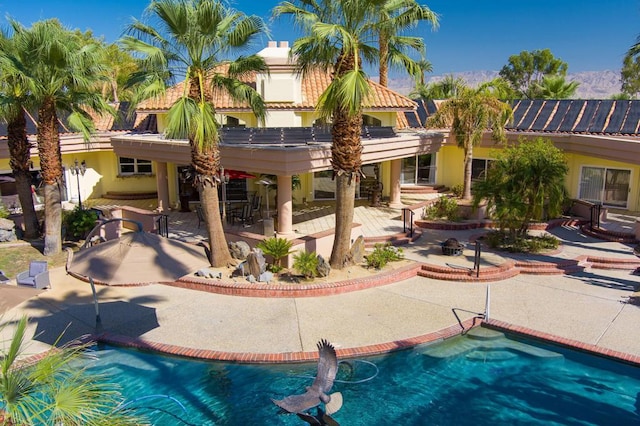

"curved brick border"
[94, 317, 481, 363]
[173, 263, 422, 297]
[92, 317, 640, 365]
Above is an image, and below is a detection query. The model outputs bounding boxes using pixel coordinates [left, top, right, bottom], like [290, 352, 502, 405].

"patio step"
[103, 191, 158, 200]
[364, 229, 422, 248]
[514, 259, 585, 275]
[583, 255, 640, 270]
[580, 225, 638, 244]
[417, 260, 519, 282]
[401, 185, 448, 194]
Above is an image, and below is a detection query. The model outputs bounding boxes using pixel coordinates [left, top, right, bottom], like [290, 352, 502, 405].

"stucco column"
[276, 175, 294, 237]
[388, 159, 403, 208]
[155, 161, 170, 212]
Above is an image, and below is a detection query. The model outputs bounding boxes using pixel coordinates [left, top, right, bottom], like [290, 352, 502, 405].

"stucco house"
[1, 40, 639, 237]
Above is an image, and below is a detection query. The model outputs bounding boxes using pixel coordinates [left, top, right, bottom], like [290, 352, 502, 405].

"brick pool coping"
[91, 317, 640, 367]
[94, 317, 482, 363]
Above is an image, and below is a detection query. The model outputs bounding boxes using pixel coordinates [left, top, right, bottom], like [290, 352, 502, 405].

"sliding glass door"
[578, 166, 630, 208]
[401, 154, 436, 185]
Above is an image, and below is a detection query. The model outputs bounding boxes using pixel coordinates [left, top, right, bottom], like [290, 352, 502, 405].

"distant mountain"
[388, 70, 622, 99]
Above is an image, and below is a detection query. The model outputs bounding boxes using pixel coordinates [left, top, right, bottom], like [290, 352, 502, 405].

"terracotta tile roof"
[137, 67, 416, 112]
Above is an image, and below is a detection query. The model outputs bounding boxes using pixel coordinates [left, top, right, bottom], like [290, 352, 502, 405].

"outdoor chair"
[232, 203, 253, 227]
[250, 194, 263, 220]
[0, 270, 9, 283]
[16, 260, 50, 289]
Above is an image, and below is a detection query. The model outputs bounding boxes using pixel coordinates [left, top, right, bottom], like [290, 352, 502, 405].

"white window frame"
[118, 157, 153, 176]
[578, 165, 631, 209]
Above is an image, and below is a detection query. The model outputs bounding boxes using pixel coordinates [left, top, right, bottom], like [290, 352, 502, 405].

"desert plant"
[293, 250, 318, 279]
[472, 137, 568, 240]
[424, 196, 460, 221]
[484, 230, 559, 253]
[64, 206, 98, 239]
[365, 243, 404, 269]
[0, 203, 8, 219]
[450, 184, 464, 198]
[256, 237, 294, 273]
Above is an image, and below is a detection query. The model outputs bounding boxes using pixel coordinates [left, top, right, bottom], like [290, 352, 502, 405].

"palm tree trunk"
[7, 111, 39, 239]
[330, 173, 357, 268]
[187, 74, 233, 267]
[462, 142, 473, 200]
[200, 182, 232, 266]
[379, 33, 389, 87]
[329, 107, 362, 269]
[37, 98, 64, 255]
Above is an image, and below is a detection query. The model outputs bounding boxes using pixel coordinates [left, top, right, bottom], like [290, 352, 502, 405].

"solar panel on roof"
[572, 100, 599, 132]
[425, 100, 437, 116]
[557, 100, 585, 132]
[518, 99, 544, 130]
[545, 100, 571, 131]
[510, 100, 532, 127]
[404, 112, 422, 128]
[603, 101, 630, 134]
[588, 100, 614, 133]
[531, 100, 557, 131]
[415, 99, 428, 125]
[620, 100, 640, 134]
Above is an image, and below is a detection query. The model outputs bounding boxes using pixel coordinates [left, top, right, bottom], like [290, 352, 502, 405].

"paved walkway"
[1, 213, 639, 363]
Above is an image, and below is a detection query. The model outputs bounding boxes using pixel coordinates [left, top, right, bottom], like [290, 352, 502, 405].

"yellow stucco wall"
[436, 143, 640, 211]
[71, 151, 157, 199]
[564, 153, 639, 211]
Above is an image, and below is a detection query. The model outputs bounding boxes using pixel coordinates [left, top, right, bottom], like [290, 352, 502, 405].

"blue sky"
[1, 0, 638, 75]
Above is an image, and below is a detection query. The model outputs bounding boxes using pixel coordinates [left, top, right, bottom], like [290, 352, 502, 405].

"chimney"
[278, 41, 289, 48]
[268, 41, 277, 48]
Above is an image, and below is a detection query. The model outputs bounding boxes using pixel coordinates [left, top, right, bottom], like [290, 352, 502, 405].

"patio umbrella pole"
[89, 277, 101, 324]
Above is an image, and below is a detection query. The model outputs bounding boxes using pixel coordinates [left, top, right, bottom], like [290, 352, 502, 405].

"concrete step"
[584, 255, 640, 270]
[417, 261, 519, 282]
[422, 331, 563, 360]
[401, 185, 448, 194]
[364, 229, 422, 248]
[514, 259, 585, 275]
[103, 191, 158, 200]
[580, 225, 638, 244]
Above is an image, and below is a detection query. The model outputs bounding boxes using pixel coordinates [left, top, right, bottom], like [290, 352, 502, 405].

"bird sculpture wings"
[272, 339, 338, 414]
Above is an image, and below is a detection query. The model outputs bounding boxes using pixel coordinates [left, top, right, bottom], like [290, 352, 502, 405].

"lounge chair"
[0, 270, 9, 283]
[16, 260, 50, 289]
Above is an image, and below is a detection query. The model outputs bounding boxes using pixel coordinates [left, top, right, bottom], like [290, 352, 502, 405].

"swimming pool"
[85, 328, 640, 425]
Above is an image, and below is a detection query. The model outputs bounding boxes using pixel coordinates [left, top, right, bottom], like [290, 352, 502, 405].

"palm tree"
[0, 316, 142, 425]
[122, 0, 267, 267]
[274, 0, 383, 268]
[376, 0, 438, 87]
[0, 29, 40, 239]
[9, 19, 113, 255]
[426, 87, 512, 200]
[409, 55, 432, 92]
[100, 43, 139, 103]
[530, 75, 579, 99]
[410, 73, 466, 100]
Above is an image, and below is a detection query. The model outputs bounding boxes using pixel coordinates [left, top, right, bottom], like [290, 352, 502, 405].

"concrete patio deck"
[0, 200, 639, 364]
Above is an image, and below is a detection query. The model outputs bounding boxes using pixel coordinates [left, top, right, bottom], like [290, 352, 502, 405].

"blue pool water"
[85, 330, 640, 425]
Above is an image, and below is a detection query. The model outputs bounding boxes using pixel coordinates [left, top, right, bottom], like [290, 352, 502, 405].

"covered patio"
[110, 127, 444, 240]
